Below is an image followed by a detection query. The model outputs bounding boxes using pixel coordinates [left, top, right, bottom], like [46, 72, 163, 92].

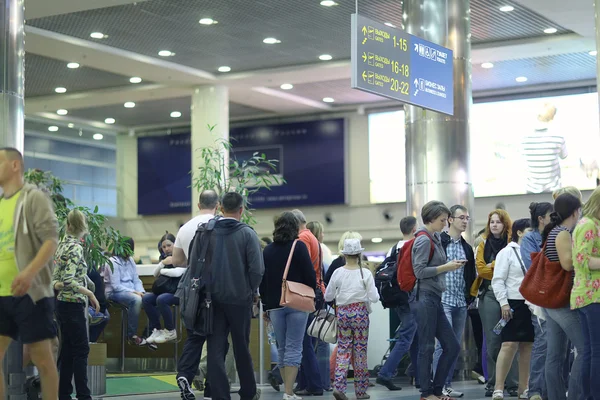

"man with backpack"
[432, 205, 476, 398]
[375, 217, 418, 391]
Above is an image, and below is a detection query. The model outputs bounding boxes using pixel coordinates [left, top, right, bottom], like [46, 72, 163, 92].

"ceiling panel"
[25, 54, 134, 97]
[272, 79, 388, 105]
[24, 119, 118, 145]
[28, 0, 570, 74]
[66, 97, 272, 127]
[472, 52, 597, 92]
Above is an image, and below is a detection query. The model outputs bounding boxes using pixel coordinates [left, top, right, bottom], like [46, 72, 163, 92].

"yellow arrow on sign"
[362, 26, 367, 35]
[362, 71, 367, 81]
[362, 52, 367, 62]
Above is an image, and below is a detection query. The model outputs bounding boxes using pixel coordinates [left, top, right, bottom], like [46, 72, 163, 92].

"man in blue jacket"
[206, 192, 265, 400]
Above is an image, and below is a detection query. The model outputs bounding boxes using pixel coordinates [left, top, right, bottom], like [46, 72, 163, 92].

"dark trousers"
[468, 308, 484, 375]
[56, 301, 92, 400]
[296, 314, 323, 392]
[177, 329, 206, 383]
[207, 302, 256, 400]
[88, 318, 109, 343]
[414, 290, 460, 397]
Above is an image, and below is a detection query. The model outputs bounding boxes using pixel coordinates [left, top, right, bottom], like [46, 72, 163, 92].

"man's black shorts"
[0, 296, 57, 344]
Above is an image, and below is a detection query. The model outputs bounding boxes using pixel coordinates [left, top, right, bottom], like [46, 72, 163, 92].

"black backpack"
[374, 243, 409, 308]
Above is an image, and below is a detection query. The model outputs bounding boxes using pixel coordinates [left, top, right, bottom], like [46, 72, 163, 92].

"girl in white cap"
[325, 238, 379, 400]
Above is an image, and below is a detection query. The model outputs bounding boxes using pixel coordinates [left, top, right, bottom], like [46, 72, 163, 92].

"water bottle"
[493, 309, 514, 335]
[267, 322, 277, 345]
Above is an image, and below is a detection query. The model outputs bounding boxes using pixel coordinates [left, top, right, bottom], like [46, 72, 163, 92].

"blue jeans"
[544, 307, 585, 400]
[108, 291, 143, 339]
[316, 338, 331, 389]
[269, 307, 309, 368]
[433, 303, 467, 387]
[296, 314, 323, 392]
[142, 293, 179, 331]
[529, 315, 547, 398]
[414, 290, 460, 397]
[378, 304, 418, 380]
[578, 303, 600, 399]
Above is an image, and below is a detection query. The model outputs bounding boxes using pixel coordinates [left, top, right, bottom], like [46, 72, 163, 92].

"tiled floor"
[106, 380, 494, 400]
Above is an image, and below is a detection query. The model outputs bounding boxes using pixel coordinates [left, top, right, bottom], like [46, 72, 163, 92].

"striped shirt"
[544, 225, 569, 262]
[521, 128, 567, 193]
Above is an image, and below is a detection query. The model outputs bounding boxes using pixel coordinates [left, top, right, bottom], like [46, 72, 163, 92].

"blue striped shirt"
[442, 238, 467, 308]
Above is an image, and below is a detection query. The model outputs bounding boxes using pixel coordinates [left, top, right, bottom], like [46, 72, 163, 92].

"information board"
[351, 14, 454, 115]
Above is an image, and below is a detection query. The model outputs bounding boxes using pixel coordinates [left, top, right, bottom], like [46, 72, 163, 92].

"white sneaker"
[145, 329, 163, 344]
[154, 329, 177, 344]
[443, 386, 464, 398]
[283, 394, 302, 400]
[519, 389, 529, 399]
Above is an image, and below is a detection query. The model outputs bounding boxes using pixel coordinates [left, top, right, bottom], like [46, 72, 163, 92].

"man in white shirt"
[172, 190, 219, 267]
[174, 190, 218, 400]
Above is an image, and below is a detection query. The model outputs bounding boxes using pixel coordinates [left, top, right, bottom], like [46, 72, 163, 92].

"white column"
[116, 133, 138, 218]
[190, 86, 229, 213]
[595, 0, 600, 116]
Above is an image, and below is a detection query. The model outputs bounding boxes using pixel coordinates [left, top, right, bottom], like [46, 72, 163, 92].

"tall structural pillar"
[404, 0, 473, 239]
[595, 0, 600, 115]
[1, 0, 26, 399]
[190, 86, 229, 210]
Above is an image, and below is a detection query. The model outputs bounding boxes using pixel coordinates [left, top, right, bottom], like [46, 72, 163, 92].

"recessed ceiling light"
[589, 50, 598, 56]
[67, 62, 80, 69]
[544, 28, 557, 34]
[170, 111, 182, 118]
[319, 54, 333, 61]
[124, 102, 136, 108]
[263, 37, 281, 44]
[158, 50, 174, 57]
[280, 83, 294, 90]
[323, 97, 335, 103]
[516, 76, 528, 83]
[56, 109, 68, 116]
[499, 5, 514, 12]
[67, 123, 75, 128]
[48, 126, 59, 132]
[55, 87, 67, 93]
[104, 118, 116, 124]
[384, 22, 396, 27]
[481, 62, 494, 69]
[218, 66, 231, 72]
[320, 0, 338, 6]
[90, 32, 105, 39]
[93, 133, 104, 141]
[371, 237, 383, 243]
[199, 18, 218, 25]
[129, 76, 142, 84]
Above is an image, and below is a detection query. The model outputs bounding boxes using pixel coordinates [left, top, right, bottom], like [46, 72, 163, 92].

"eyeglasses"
[452, 215, 471, 221]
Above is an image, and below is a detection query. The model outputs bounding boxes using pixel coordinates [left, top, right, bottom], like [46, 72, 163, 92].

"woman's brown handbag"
[280, 240, 316, 312]
[519, 243, 571, 309]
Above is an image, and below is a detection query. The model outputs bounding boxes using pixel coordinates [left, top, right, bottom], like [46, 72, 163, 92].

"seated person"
[88, 265, 110, 343]
[103, 238, 151, 347]
[144, 233, 185, 344]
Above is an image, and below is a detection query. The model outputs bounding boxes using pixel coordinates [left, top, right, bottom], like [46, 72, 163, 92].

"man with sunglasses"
[433, 205, 477, 397]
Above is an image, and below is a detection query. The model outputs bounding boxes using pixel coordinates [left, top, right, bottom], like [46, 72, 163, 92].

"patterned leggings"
[334, 302, 370, 396]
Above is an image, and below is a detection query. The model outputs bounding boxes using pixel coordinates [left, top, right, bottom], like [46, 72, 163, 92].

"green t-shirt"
[0, 191, 21, 296]
[571, 216, 600, 309]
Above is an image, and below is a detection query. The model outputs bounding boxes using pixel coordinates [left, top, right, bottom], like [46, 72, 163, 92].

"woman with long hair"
[144, 232, 185, 345]
[490, 219, 534, 399]
[261, 211, 317, 400]
[572, 186, 600, 398]
[471, 209, 519, 397]
[325, 238, 379, 400]
[53, 209, 100, 400]
[542, 193, 585, 400]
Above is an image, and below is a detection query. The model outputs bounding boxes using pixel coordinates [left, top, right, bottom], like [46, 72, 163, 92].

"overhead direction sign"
[351, 14, 454, 115]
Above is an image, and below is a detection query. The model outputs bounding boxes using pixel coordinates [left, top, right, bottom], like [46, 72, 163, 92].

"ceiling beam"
[25, 0, 151, 20]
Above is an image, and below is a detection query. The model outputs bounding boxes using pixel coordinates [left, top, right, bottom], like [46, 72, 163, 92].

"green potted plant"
[193, 124, 284, 226]
[24, 169, 130, 270]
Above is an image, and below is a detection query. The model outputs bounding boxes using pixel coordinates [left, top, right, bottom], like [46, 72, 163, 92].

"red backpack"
[397, 231, 435, 292]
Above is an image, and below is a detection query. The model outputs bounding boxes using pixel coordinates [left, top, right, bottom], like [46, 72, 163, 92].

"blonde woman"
[571, 186, 600, 398]
[53, 209, 100, 400]
[552, 186, 582, 201]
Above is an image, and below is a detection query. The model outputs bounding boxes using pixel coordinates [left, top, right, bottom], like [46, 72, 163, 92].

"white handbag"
[307, 308, 337, 344]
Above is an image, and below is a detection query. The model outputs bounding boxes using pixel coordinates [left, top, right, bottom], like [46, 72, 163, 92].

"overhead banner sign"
[351, 14, 454, 115]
